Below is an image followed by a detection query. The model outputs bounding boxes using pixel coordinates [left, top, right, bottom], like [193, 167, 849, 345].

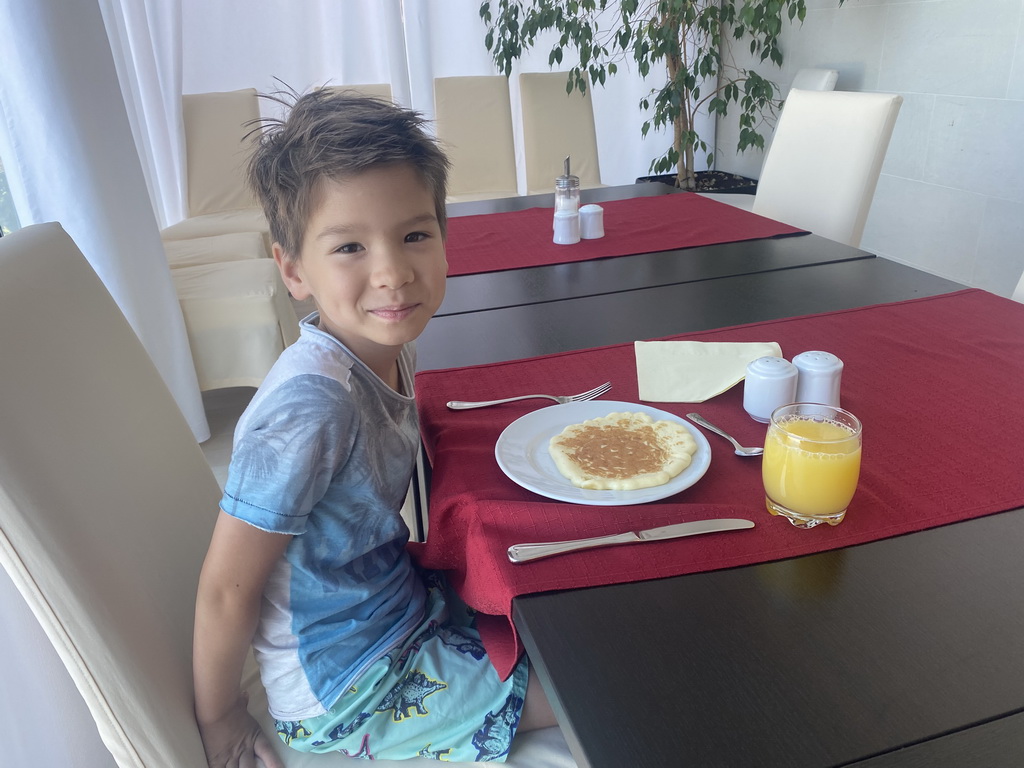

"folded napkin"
[635, 340, 782, 402]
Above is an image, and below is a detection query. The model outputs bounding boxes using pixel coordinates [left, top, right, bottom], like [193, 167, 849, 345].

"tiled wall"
[714, 0, 1024, 296]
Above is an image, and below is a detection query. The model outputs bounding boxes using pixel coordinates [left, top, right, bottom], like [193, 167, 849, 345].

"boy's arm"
[193, 510, 292, 768]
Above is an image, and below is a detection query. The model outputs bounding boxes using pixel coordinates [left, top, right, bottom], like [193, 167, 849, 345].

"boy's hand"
[198, 693, 284, 768]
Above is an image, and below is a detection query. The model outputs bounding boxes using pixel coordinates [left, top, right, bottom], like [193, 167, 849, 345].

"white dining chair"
[704, 89, 902, 248]
[0, 223, 575, 768]
[323, 82, 394, 101]
[789, 67, 839, 92]
[160, 88, 270, 249]
[519, 71, 603, 194]
[434, 75, 519, 202]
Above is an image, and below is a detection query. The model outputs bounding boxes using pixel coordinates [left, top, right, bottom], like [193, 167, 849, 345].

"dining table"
[409, 185, 1024, 767]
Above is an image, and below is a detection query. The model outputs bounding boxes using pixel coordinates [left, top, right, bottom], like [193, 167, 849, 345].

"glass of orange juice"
[762, 403, 862, 528]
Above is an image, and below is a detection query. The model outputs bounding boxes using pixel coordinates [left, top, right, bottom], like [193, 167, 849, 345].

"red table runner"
[444, 193, 805, 276]
[411, 289, 1024, 678]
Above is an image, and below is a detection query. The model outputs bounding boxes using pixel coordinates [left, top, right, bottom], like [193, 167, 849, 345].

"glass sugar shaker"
[554, 155, 581, 216]
[793, 350, 844, 407]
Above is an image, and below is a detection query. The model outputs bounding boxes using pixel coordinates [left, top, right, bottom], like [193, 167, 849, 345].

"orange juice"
[762, 415, 861, 522]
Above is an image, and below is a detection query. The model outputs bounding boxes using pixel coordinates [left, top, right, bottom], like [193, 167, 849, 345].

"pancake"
[548, 411, 698, 491]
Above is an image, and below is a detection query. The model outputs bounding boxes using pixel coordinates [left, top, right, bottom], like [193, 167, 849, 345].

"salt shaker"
[743, 356, 798, 423]
[554, 155, 581, 216]
[793, 351, 844, 406]
[579, 204, 604, 239]
[553, 209, 581, 245]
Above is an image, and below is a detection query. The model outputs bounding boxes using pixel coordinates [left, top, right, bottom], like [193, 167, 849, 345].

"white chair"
[1012, 270, 1024, 303]
[704, 89, 901, 248]
[160, 88, 270, 249]
[163, 231, 268, 268]
[0, 223, 575, 767]
[434, 75, 518, 202]
[171, 258, 300, 391]
[519, 71, 603, 194]
[789, 67, 839, 92]
[325, 82, 393, 101]
[701, 68, 838, 211]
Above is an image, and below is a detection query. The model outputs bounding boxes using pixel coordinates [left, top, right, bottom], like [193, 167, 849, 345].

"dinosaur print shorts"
[275, 573, 529, 762]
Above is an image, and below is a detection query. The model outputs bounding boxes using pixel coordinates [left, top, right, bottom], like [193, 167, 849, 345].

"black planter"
[636, 170, 757, 195]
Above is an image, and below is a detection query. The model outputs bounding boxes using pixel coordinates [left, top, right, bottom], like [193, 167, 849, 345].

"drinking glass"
[762, 403, 862, 528]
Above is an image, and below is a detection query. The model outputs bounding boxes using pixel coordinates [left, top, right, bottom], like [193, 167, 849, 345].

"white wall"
[714, 0, 1024, 297]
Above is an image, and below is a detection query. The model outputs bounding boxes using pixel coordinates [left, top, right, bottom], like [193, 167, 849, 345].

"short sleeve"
[220, 375, 358, 535]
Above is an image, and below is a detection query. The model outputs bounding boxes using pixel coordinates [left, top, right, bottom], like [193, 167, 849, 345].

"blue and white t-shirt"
[220, 315, 426, 720]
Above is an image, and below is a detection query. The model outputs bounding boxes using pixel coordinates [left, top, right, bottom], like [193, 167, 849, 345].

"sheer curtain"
[177, 0, 694, 190]
[0, 0, 209, 442]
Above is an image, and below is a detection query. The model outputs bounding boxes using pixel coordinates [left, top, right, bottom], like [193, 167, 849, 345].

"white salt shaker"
[553, 210, 581, 245]
[793, 351, 844, 406]
[579, 204, 604, 239]
[744, 356, 798, 423]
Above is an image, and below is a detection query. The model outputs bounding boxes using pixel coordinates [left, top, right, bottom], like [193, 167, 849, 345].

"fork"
[446, 381, 612, 410]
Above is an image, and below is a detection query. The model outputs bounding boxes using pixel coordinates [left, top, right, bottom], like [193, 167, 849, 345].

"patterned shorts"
[275, 573, 529, 762]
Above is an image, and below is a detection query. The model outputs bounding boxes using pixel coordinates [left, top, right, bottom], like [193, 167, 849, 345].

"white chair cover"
[789, 68, 839, 91]
[163, 231, 268, 268]
[751, 89, 902, 248]
[0, 223, 575, 768]
[519, 71, 603, 194]
[434, 75, 518, 201]
[171, 258, 300, 391]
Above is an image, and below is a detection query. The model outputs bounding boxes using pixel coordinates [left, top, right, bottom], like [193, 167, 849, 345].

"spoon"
[686, 413, 764, 457]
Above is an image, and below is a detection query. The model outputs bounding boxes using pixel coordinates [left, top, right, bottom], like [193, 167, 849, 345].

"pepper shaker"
[793, 351, 844, 406]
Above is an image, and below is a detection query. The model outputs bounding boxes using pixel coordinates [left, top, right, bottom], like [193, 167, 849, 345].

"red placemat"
[444, 193, 805, 276]
[411, 289, 1024, 678]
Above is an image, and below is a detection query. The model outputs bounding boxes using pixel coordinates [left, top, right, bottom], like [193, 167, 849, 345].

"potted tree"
[479, 0, 843, 191]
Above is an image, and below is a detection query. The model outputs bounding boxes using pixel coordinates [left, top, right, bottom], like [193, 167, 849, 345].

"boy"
[192, 90, 555, 768]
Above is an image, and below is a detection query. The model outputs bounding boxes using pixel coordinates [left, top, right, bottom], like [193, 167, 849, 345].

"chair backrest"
[182, 88, 261, 218]
[752, 89, 902, 248]
[322, 82, 393, 101]
[789, 68, 839, 92]
[0, 223, 222, 767]
[519, 71, 602, 194]
[434, 75, 518, 200]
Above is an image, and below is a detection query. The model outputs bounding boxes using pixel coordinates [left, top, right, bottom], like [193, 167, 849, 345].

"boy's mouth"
[369, 304, 419, 321]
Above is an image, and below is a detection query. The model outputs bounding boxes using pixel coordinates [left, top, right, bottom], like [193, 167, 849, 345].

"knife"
[506, 518, 755, 563]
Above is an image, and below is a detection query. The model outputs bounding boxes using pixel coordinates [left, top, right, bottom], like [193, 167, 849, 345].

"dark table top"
[418, 188, 1023, 767]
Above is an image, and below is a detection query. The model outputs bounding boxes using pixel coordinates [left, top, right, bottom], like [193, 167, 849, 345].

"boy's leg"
[518, 666, 558, 732]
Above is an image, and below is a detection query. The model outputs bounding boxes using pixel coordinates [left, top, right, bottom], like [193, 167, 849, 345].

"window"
[0, 157, 21, 236]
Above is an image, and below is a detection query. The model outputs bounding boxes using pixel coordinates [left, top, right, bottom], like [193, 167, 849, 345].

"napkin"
[635, 340, 783, 402]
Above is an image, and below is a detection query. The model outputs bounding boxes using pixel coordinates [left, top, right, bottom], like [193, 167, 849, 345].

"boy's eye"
[335, 242, 363, 254]
[405, 232, 430, 243]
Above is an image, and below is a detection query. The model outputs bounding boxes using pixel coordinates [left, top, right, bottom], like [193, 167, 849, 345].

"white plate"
[494, 400, 712, 506]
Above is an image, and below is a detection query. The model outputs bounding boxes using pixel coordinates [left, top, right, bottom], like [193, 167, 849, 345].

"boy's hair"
[247, 87, 450, 260]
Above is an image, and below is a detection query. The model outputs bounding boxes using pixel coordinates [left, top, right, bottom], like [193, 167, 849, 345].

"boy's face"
[274, 164, 447, 377]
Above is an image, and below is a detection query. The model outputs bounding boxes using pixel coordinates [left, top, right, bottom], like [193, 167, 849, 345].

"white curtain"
[0, 0, 209, 442]
[176, 0, 697, 190]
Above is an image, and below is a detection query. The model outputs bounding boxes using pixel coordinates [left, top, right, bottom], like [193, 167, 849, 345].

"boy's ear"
[272, 243, 310, 300]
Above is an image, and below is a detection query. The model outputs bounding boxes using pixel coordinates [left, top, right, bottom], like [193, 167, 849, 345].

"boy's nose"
[372, 247, 415, 288]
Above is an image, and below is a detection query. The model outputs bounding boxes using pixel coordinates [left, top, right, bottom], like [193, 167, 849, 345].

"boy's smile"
[273, 164, 447, 382]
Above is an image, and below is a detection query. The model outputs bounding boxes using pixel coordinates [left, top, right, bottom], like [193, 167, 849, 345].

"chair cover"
[0, 223, 576, 767]
[751, 89, 902, 248]
[163, 231, 268, 268]
[434, 75, 518, 201]
[519, 71, 603, 194]
[171, 258, 300, 391]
